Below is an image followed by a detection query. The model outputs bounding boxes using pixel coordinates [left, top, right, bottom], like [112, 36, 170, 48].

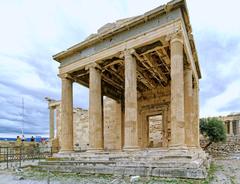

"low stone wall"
[201, 136, 240, 157]
[0, 141, 39, 148]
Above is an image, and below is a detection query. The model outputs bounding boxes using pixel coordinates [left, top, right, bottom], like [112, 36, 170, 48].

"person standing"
[30, 136, 35, 142]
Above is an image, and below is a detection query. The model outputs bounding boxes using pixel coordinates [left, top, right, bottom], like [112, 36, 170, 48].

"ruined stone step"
[37, 162, 207, 179]
[39, 158, 204, 169]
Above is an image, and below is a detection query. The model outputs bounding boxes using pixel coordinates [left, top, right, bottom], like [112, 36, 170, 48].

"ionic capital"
[167, 30, 183, 44]
[85, 62, 102, 71]
[184, 64, 192, 71]
[123, 48, 135, 58]
[58, 73, 74, 81]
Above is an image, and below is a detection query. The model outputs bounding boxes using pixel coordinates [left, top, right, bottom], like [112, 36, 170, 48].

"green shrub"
[200, 117, 226, 149]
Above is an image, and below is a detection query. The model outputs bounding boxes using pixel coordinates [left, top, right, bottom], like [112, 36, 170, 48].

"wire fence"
[0, 145, 58, 169]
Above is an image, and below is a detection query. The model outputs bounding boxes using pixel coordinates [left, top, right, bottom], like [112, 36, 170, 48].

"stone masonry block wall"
[56, 106, 89, 151]
[149, 115, 163, 147]
[103, 97, 122, 150]
[73, 108, 89, 151]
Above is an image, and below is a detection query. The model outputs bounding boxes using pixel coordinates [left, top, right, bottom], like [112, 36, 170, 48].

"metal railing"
[0, 145, 58, 168]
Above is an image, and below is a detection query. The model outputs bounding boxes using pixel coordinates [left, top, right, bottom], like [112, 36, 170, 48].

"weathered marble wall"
[56, 106, 89, 151]
[73, 108, 89, 151]
[103, 97, 123, 150]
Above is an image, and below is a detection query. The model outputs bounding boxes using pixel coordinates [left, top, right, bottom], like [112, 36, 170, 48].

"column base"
[58, 149, 74, 154]
[123, 145, 140, 151]
[169, 144, 188, 151]
[187, 145, 201, 150]
[87, 148, 104, 153]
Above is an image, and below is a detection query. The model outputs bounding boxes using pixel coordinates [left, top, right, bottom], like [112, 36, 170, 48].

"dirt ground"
[211, 154, 240, 184]
[0, 155, 240, 184]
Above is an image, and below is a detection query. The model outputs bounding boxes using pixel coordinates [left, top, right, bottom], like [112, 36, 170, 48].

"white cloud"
[187, 0, 240, 37]
[201, 80, 240, 117]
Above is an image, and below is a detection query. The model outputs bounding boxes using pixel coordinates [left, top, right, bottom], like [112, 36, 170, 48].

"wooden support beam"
[137, 71, 153, 89]
[143, 54, 168, 84]
[156, 49, 170, 72]
[132, 51, 163, 85]
[137, 66, 157, 88]
[101, 74, 123, 91]
[105, 68, 124, 82]
[139, 46, 164, 56]
[158, 47, 170, 65]
[103, 59, 123, 68]
[102, 84, 122, 102]
[73, 77, 89, 87]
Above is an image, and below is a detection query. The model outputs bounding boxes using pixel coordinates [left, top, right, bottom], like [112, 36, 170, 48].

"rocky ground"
[0, 154, 240, 184]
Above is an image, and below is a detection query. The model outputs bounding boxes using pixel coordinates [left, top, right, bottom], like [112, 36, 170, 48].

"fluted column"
[170, 32, 186, 149]
[89, 64, 103, 151]
[60, 75, 73, 152]
[184, 66, 194, 147]
[124, 49, 139, 150]
[192, 80, 200, 148]
[49, 106, 55, 140]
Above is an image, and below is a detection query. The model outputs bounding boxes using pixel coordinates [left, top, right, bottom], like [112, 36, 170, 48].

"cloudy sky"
[0, 0, 240, 138]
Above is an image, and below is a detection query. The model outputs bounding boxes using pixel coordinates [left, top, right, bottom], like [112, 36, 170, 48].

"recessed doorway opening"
[148, 114, 163, 148]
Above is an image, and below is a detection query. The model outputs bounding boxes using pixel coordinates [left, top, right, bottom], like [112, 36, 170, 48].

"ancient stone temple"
[41, 0, 209, 178]
[219, 113, 240, 136]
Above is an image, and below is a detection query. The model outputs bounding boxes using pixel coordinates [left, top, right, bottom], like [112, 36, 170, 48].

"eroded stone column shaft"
[192, 81, 200, 148]
[60, 76, 73, 152]
[170, 33, 186, 148]
[89, 66, 103, 150]
[230, 121, 234, 135]
[124, 50, 138, 149]
[49, 106, 55, 140]
[184, 67, 194, 147]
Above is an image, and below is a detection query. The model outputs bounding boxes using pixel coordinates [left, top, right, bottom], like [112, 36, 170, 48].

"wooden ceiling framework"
[69, 40, 187, 101]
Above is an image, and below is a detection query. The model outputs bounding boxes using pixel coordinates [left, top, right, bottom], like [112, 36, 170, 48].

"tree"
[200, 117, 226, 149]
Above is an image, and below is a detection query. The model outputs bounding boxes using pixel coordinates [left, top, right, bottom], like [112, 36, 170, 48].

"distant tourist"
[16, 136, 21, 144]
[40, 138, 46, 144]
[21, 135, 25, 142]
[30, 136, 35, 142]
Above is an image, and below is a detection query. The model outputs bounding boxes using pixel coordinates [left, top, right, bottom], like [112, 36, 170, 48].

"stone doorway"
[148, 114, 163, 148]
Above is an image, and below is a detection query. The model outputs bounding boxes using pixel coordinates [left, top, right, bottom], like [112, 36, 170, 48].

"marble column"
[170, 33, 186, 149]
[192, 81, 200, 148]
[60, 75, 73, 152]
[184, 66, 194, 147]
[49, 106, 55, 140]
[89, 65, 103, 151]
[124, 49, 139, 150]
[229, 121, 233, 135]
